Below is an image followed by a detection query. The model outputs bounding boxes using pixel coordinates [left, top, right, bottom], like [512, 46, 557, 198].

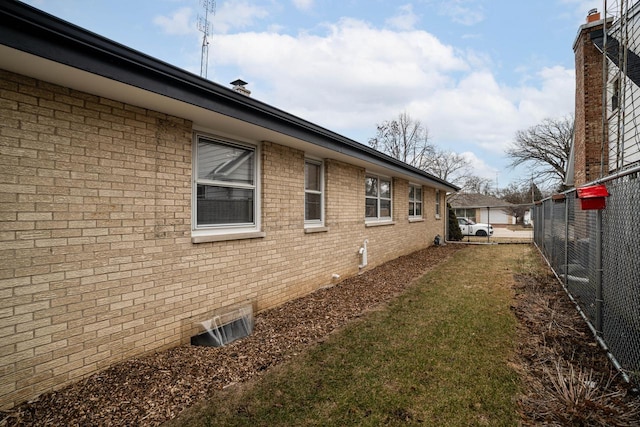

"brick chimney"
[573, 9, 608, 186]
[586, 8, 601, 23]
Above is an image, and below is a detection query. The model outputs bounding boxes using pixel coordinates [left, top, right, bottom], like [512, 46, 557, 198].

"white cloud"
[560, 0, 602, 22]
[385, 4, 420, 31]
[438, 0, 485, 26]
[214, 0, 270, 34]
[212, 15, 574, 184]
[416, 66, 574, 154]
[152, 1, 269, 36]
[513, 66, 575, 123]
[292, 0, 314, 11]
[415, 71, 520, 152]
[461, 151, 499, 180]
[153, 7, 194, 35]
[216, 18, 467, 129]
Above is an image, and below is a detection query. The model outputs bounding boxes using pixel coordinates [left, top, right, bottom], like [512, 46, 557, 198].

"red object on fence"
[576, 184, 609, 210]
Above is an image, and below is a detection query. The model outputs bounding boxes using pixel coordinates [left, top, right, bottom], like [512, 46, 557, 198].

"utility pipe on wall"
[358, 239, 369, 269]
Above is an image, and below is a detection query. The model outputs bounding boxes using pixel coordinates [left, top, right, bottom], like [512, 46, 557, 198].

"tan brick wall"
[0, 69, 446, 409]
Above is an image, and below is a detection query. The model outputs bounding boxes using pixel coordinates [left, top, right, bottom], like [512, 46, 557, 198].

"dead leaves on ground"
[512, 271, 640, 426]
[0, 245, 461, 427]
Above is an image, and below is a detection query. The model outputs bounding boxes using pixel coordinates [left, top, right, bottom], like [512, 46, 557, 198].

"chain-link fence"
[447, 205, 534, 244]
[534, 171, 640, 384]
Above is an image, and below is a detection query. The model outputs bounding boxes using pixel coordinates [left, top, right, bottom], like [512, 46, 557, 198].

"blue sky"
[23, 0, 601, 189]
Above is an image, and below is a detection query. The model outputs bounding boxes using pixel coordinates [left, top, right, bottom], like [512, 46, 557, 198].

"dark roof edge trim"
[0, 1, 459, 191]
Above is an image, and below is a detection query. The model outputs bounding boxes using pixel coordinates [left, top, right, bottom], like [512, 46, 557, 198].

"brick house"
[0, 2, 458, 409]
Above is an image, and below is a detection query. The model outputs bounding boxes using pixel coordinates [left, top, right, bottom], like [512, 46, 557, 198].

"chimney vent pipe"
[587, 8, 601, 23]
[230, 79, 251, 96]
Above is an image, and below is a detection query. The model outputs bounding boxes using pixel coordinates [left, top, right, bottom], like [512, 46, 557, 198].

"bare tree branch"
[368, 112, 434, 167]
[498, 181, 543, 223]
[506, 115, 574, 187]
[458, 175, 494, 194]
[420, 149, 471, 183]
[369, 112, 480, 190]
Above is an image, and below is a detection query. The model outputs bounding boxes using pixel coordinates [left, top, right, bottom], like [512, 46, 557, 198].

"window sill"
[191, 231, 266, 243]
[365, 220, 395, 228]
[304, 226, 329, 234]
[435, 214, 441, 220]
[409, 217, 424, 223]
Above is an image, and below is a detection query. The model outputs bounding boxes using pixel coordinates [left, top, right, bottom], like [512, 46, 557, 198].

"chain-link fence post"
[564, 197, 569, 288]
[595, 209, 603, 335]
[547, 199, 558, 269]
[486, 207, 490, 243]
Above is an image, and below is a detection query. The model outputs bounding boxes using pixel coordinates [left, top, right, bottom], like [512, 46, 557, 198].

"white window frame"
[435, 189, 441, 219]
[408, 184, 423, 220]
[191, 133, 262, 242]
[304, 158, 324, 228]
[365, 173, 392, 223]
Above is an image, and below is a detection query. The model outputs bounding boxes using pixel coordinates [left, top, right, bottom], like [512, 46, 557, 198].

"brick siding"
[0, 69, 445, 409]
[574, 20, 609, 186]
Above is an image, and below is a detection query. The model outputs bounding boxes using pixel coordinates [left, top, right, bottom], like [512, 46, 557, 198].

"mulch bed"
[1, 244, 463, 427]
[3, 244, 638, 426]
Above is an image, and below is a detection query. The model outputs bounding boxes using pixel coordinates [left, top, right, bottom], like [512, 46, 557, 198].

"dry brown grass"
[512, 260, 640, 427]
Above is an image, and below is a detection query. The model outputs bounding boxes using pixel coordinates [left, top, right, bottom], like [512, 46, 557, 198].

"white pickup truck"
[457, 217, 493, 237]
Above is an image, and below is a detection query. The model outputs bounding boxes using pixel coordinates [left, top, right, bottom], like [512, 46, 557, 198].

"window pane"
[365, 176, 378, 196]
[380, 179, 391, 198]
[380, 199, 391, 217]
[196, 185, 254, 225]
[305, 162, 321, 191]
[198, 140, 254, 184]
[415, 202, 422, 216]
[415, 187, 422, 201]
[408, 186, 414, 200]
[409, 203, 415, 216]
[365, 198, 377, 218]
[305, 193, 322, 221]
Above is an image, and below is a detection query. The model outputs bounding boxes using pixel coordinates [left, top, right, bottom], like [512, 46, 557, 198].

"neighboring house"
[570, 6, 640, 187]
[447, 193, 515, 225]
[0, 2, 458, 409]
[600, 4, 640, 174]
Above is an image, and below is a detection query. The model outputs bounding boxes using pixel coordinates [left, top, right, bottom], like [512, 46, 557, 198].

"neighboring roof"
[447, 193, 514, 209]
[0, 1, 459, 192]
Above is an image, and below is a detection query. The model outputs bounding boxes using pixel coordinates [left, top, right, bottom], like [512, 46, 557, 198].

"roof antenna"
[197, 0, 215, 79]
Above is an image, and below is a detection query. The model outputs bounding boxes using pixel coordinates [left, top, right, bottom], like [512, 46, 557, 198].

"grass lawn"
[170, 245, 528, 426]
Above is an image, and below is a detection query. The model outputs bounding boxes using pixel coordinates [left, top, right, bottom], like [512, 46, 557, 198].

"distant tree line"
[368, 112, 571, 224]
[368, 112, 493, 193]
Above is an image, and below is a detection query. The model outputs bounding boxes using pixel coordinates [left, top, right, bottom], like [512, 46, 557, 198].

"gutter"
[0, 1, 459, 192]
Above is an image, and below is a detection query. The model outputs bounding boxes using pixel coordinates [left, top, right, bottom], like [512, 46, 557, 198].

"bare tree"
[499, 181, 543, 224]
[420, 149, 471, 183]
[506, 115, 573, 187]
[369, 112, 478, 189]
[368, 112, 434, 167]
[459, 175, 494, 194]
